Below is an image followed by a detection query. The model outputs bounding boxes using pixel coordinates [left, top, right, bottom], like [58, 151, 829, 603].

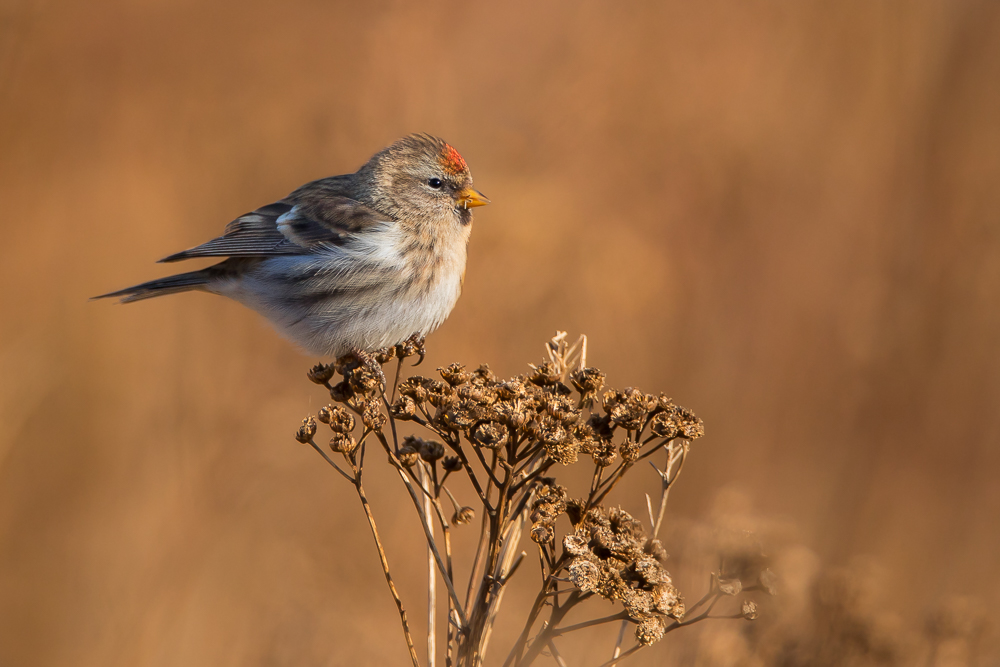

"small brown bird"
[96, 134, 488, 357]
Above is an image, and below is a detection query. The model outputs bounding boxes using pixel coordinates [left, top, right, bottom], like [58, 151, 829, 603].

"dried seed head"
[348, 364, 381, 394]
[563, 534, 590, 557]
[471, 421, 508, 450]
[419, 440, 445, 462]
[587, 412, 616, 440]
[536, 414, 567, 445]
[329, 381, 354, 402]
[644, 539, 669, 563]
[527, 362, 561, 386]
[317, 406, 333, 424]
[650, 411, 680, 439]
[331, 352, 356, 375]
[572, 432, 597, 456]
[635, 556, 668, 585]
[491, 400, 526, 431]
[496, 380, 527, 400]
[605, 388, 649, 430]
[635, 616, 666, 646]
[457, 383, 491, 404]
[620, 588, 656, 619]
[390, 396, 418, 420]
[329, 433, 358, 454]
[398, 377, 430, 403]
[295, 417, 317, 443]
[620, 438, 640, 463]
[425, 381, 454, 408]
[442, 456, 462, 472]
[471, 364, 496, 385]
[397, 445, 420, 467]
[544, 396, 580, 427]
[374, 346, 396, 364]
[307, 363, 334, 385]
[438, 363, 471, 387]
[653, 582, 683, 616]
[571, 367, 605, 393]
[592, 440, 617, 467]
[451, 506, 475, 525]
[533, 482, 568, 509]
[441, 404, 473, 430]
[530, 523, 554, 544]
[650, 404, 704, 440]
[507, 410, 529, 431]
[677, 406, 705, 439]
[321, 405, 354, 434]
[360, 401, 386, 430]
[758, 568, 778, 596]
[741, 599, 759, 620]
[718, 577, 743, 596]
[569, 558, 601, 593]
[543, 437, 579, 465]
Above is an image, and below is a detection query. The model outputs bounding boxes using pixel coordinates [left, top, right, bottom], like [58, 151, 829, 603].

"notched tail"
[92, 269, 211, 303]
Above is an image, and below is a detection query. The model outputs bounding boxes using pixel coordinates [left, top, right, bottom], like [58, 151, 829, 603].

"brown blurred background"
[2, 0, 1000, 664]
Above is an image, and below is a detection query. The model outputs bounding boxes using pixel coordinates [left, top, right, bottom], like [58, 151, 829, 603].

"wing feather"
[159, 177, 390, 263]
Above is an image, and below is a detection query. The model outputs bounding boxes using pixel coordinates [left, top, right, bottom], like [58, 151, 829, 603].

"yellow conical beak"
[456, 188, 490, 210]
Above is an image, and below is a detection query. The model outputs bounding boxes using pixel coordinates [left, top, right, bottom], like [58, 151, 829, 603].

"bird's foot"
[396, 334, 427, 366]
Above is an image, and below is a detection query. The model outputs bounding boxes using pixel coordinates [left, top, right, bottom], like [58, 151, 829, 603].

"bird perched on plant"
[96, 134, 489, 358]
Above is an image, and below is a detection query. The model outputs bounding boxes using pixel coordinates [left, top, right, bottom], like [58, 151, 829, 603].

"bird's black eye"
[428, 178, 443, 189]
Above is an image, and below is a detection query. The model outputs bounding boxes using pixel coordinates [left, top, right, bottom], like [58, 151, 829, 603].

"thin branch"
[464, 508, 491, 612]
[354, 478, 421, 667]
[611, 620, 628, 662]
[305, 438, 354, 482]
[515, 591, 583, 666]
[500, 552, 526, 585]
[418, 465, 437, 667]
[546, 640, 568, 667]
[374, 430, 469, 627]
[471, 442, 504, 488]
[596, 644, 641, 667]
[652, 442, 688, 538]
[549, 611, 629, 637]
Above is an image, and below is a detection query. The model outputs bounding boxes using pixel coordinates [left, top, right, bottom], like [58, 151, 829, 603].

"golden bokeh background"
[2, 0, 999, 664]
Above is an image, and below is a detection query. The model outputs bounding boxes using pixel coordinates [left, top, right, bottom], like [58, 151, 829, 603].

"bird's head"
[361, 134, 489, 227]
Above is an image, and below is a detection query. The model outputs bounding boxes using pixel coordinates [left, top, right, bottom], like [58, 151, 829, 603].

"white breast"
[214, 222, 468, 357]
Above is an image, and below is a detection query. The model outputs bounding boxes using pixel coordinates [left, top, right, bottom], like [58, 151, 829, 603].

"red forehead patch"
[438, 144, 468, 175]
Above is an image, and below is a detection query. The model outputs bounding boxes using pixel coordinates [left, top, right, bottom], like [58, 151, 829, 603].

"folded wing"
[159, 176, 389, 263]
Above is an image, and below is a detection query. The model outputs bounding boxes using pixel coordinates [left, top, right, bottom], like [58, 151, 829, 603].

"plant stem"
[549, 611, 628, 637]
[354, 477, 421, 667]
[419, 465, 437, 667]
[374, 430, 469, 627]
[596, 645, 641, 667]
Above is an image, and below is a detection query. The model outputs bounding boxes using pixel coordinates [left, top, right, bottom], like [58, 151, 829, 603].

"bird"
[95, 133, 489, 358]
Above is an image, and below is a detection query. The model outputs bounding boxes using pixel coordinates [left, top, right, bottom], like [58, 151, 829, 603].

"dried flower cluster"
[293, 333, 755, 667]
[564, 505, 685, 645]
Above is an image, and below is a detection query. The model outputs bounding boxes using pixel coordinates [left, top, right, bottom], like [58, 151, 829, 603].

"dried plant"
[293, 333, 760, 666]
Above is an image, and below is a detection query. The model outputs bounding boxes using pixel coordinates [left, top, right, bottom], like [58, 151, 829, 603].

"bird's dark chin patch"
[456, 208, 473, 226]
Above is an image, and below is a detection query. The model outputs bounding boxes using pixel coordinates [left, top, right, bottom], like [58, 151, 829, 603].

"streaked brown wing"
[158, 176, 389, 263]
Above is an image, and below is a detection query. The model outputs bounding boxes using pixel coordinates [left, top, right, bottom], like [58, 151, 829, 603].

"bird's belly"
[220, 256, 463, 357]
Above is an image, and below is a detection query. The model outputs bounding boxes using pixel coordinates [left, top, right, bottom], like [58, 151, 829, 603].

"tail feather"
[92, 270, 212, 303]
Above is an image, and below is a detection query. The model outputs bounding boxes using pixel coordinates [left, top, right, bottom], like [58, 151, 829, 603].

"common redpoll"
[96, 134, 488, 357]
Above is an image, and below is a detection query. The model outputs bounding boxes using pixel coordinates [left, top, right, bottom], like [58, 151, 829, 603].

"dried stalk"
[354, 475, 421, 667]
[292, 333, 760, 667]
